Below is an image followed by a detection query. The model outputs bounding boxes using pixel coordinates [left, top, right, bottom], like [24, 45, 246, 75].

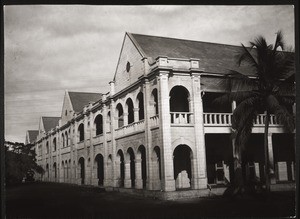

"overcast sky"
[4, 5, 295, 143]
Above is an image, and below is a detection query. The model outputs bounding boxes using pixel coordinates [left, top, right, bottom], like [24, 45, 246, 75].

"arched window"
[126, 98, 134, 124]
[137, 92, 144, 120]
[61, 133, 65, 148]
[46, 142, 49, 154]
[78, 123, 84, 142]
[65, 131, 68, 146]
[116, 103, 124, 128]
[169, 86, 191, 124]
[107, 111, 111, 132]
[53, 138, 57, 151]
[94, 114, 103, 136]
[169, 86, 190, 112]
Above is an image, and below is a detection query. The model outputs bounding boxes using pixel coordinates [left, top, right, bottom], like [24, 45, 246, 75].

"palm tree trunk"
[264, 111, 270, 192]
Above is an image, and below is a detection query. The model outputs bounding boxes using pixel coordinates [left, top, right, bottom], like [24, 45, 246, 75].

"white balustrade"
[115, 119, 145, 138]
[170, 112, 193, 124]
[203, 113, 281, 126]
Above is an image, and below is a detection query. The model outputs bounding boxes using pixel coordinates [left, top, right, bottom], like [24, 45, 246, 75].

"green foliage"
[5, 141, 44, 185]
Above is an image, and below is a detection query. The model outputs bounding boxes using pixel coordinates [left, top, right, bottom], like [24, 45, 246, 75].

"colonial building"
[29, 33, 295, 198]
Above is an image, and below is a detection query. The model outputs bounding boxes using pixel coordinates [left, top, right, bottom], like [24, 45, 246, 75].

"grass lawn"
[5, 182, 296, 219]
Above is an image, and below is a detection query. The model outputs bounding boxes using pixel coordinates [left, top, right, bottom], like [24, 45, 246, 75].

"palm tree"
[215, 31, 295, 193]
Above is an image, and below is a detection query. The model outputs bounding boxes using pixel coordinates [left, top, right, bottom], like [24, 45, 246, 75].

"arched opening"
[153, 146, 161, 180]
[53, 138, 57, 151]
[95, 154, 104, 186]
[62, 133, 65, 148]
[94, 114, 104, 136]
[53, 162, 57, 179]
[107, 111, 111, 132]
[169, 86, 190, 124]
[151, 89, 159, 116]
[65, 131, 68, 146]
[78, 157, 85, 185]
[126, 98, 134, 124]
[137, 92, 144, 120]
[61, 161, 65, 181]
[65, 160, 69, 179]
[137, 145, 147, 188]
[78, 123, 84, 142]
[46, 142, 49, 154]
[116, 103, 124, 128]
[46, 163, 49, 179]
[117, 150, 125, 187]
[127, 148, 135, 187]
[173, 145, 192, 189]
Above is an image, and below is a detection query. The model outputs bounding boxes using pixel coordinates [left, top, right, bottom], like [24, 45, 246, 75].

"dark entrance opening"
[117, 150, 125, 187]
[173, 145, 192, 189]
[128, 148, 135, 187]
[95, 154, 104, 186]
[79, 157, 85, 185]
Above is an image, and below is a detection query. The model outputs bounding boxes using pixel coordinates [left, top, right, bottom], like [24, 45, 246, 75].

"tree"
[5, 141, 44, 185]
[215, 31, 295, 193]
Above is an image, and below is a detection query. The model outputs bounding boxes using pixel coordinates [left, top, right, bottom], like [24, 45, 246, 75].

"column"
[151, 156, 161, 190]
[191, 72, 207, 189]
[124, 160, 131, 188]
[135, 157, 143, 189]
[110, 99, 118, 187]
[123, 112, 128, 126]
[102, 104, 109, 187]
[133, 108, 139, 122]
[143, 79, 154, 190]
[158, 70, 175, 191]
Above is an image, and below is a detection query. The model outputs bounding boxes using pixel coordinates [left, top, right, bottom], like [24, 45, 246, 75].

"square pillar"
[158, 71, 175, 191]
[135, 158, 143, 189]
[190, 73, 208, 189]
[124, 161, 131, 188]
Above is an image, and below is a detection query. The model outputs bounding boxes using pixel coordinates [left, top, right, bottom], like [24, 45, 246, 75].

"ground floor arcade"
[40, 133, 295, 192]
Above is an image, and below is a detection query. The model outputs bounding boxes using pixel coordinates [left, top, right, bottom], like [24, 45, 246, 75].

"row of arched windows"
[43, 89, 160, 153]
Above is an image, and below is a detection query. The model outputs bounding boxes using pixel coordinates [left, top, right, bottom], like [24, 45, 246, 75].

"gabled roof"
[129, 33, 255, 75]
[68, 91, 102, 113]
[27, 130, 39, 143]
[42, 117, 60, 132]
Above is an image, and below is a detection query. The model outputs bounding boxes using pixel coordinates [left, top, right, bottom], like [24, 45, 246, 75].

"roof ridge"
[129, 32, 243, 49]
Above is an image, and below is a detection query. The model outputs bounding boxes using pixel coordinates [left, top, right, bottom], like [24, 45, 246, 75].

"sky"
[4, 5, 295, 143]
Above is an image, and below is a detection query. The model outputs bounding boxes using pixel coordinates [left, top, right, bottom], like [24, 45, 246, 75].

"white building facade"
[31, 33, 295, 196]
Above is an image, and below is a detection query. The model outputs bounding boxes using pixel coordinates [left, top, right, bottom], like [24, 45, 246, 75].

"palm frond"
[232, 96, 260, 129]
[234, 108, 257, 152]
[277, 96, 295, 106]
[226, 70, 258, 92]
[273, 30, 285, 51]
[276, 81, 295, 96]
[273, 105, 295, 132]
[238, 44, 258, 70]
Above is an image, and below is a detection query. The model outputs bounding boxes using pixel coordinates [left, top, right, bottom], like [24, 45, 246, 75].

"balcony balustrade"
[115, 119, 145, 138]
[203, 113, 281, 126]
[170, 112, 193, 125]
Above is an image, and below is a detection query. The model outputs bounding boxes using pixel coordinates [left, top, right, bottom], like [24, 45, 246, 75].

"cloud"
[4, 5, 295, 142]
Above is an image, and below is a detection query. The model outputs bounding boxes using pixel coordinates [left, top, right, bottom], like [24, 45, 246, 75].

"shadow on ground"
[5, 182, 295, 219]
